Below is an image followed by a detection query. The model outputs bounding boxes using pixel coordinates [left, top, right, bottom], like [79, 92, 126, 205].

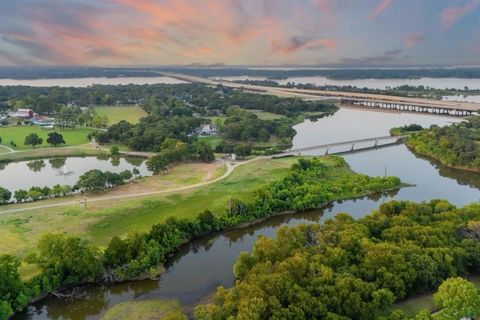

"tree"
[46, 132, 65, 147]
[77, 169, 107, 192]
[110, 145, 120, 156]
[26, 233, 102, 285]
[0, 187, 11, 204]
[433, 277, 480, 319]
[0, 254, 25, 318]
[14, 190, 27, 203]
[24, 133, 43, 148]
[132, 167, 140, 178]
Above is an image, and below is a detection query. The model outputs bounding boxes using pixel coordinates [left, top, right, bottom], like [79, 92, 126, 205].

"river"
[15, 108, 480, 319]
[0, 76, 186, 87]
[212, 75, 480, 90]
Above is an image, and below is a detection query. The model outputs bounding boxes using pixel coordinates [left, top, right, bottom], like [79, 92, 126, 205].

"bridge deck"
[280, 135, 405, 155]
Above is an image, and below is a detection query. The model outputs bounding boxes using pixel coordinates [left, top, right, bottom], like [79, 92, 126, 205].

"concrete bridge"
[163, 72, 480, 116]
[274, 135, 406, 157]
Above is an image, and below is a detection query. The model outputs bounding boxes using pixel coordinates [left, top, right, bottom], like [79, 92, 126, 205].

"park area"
[0, 126, 96, 150]
[93, 105, 147, 124]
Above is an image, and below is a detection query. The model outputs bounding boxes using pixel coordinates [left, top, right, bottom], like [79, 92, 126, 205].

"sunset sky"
[0, 0, 479, 66]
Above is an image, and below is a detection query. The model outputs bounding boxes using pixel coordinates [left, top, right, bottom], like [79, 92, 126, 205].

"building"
[14, 108, 34, 119]
[197, 124, 218, 136]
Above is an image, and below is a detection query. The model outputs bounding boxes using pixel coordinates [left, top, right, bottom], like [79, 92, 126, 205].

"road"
[0, 157, 267, 214]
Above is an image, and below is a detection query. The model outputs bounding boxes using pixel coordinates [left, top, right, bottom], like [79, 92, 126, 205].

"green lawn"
[250, 110, 286, 120]
[93, 105, 148, 124]
[198, 135, 223, 149]
[0, 126, 97, 150]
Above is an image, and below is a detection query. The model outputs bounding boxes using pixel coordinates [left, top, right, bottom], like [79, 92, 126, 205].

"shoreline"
[406, 142, 480, 174]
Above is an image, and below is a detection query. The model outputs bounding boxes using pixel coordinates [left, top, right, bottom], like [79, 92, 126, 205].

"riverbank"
[406, 141, 480, 174]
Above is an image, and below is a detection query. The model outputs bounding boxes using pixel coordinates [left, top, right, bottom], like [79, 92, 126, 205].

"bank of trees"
[0, 157, 401, 319]
[147, 139, 214, 173]
[76, 169, 133, 192]
[407, 116, 480, 171]
[195, 200, 480, 319]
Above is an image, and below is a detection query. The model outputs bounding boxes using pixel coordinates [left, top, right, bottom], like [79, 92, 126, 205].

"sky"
[0, 0, 479, 67]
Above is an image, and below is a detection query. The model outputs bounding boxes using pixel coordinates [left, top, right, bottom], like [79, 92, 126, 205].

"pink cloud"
[404, 33, 425, 48]
[369, 0, 392, 19]
[271, 37, 337, 54]
[441, 0, 480, 30]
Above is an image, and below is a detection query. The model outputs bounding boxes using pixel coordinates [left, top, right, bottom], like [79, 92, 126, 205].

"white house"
[198, 124, 218, 136]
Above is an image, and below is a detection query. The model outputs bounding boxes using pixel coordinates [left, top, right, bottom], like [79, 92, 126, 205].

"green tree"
[77, 169, 107, 192]
[46, 132, 66, 147]
[26, 233, 102, 286]
[433, 277, 480, 320]
[0, 187, 11, 204]
[110, 145, 120, 156]
[24, 133, 43, 148]
[0, 255, 25, 318]
[14, 190, 27, 203]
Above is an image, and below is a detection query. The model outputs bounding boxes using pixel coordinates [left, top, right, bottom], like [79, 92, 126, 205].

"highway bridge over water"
[163, 72, 480, 117]
[274, 135, 406, 157]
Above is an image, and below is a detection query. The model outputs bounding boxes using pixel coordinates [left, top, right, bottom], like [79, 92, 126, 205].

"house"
[197, 124, 218, 136]
[14, 108, 34, 119]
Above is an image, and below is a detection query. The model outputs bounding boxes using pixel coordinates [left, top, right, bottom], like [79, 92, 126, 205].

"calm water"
[0, 157, 151, 195]
[16, 108, 480, 320]
[442, 95, 480, 103]
[214, 75, 480, 90]
[0, 76, 186, 87]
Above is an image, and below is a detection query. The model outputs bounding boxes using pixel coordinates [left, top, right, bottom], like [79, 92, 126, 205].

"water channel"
[15, 108, 480, 320]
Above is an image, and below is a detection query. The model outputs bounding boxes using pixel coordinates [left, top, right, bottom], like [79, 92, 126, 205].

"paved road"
[0, 157, 266, 214]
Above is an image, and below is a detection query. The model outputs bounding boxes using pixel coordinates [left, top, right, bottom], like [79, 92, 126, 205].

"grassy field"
[0, 158, 297, 257]
[250, 110, 286, 120]
[101, 300, 185, 320]
[198, 135, 223, 149]
[0, 126, 96, 151]
[93, 105, 148, 124]
[0, 146, 107, 162]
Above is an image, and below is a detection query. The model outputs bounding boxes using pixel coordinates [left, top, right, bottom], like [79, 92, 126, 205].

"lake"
[16, 108, 480, 320]
[213, 75, 480, 90]
[0, 76, 186, 87]
[0, 156, 151, 196]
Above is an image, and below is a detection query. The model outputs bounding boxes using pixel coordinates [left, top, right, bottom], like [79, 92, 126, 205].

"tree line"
[0, 157, 402, 318]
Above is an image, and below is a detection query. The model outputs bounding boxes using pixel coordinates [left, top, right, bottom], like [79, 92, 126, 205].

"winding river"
[15, 108, 480, 320]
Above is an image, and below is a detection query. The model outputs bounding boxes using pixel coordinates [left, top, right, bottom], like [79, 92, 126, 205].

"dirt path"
[0, 157, 266, 214]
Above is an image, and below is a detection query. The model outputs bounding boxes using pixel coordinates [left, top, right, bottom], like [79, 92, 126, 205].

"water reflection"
[49, 158, 66, 170]
[26, 160, 46, 172]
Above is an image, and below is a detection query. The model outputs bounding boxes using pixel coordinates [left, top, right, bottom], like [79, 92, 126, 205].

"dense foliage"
[407, 117, 480, 171]
[0, 157, 401, 319]
[389, 124, 424, 136]
[195, 200, 480, 320]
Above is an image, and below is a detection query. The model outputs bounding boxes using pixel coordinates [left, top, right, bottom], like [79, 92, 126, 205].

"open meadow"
[0, 126, 96, 150]
[93, 105, 148, 124]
